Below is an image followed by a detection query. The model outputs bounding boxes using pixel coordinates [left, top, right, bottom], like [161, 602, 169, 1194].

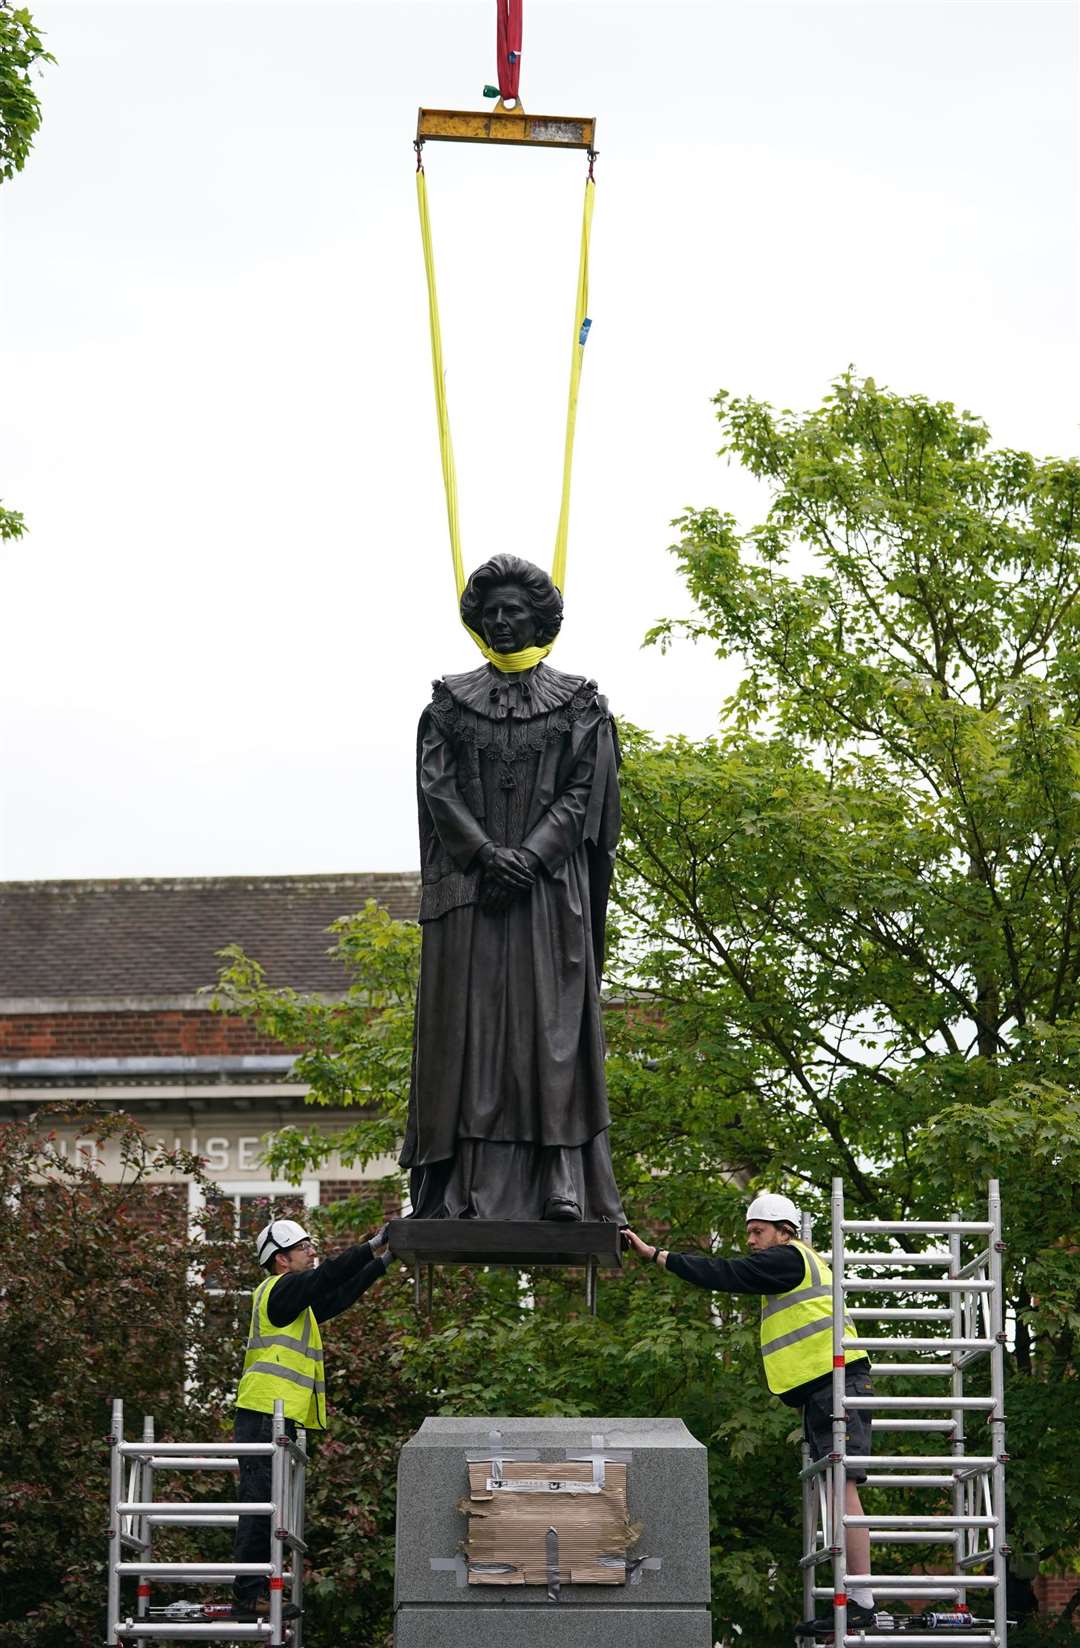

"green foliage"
[2, 5, 53, 543]
[0, 4, 53, 183]
[214, 900, 419, 1184]
[211, 373, 1080, 1641]
[0, 503, 25, 539]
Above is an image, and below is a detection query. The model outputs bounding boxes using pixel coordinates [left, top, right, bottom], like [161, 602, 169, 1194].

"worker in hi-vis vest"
[623, 1193, 877, 1637]
[231, 1217, 391, 1621]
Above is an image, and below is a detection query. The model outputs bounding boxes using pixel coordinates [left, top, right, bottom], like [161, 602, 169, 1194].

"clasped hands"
[477, 843, 540, 913]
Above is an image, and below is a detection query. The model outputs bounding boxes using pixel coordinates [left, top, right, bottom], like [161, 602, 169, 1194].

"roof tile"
[0, 874, 421, 999]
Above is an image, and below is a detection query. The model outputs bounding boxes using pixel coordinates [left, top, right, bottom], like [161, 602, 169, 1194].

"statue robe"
[400, 661, 625, 1222]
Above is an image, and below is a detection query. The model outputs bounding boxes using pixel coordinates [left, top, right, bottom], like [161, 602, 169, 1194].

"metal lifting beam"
[416, 105, 596, 150]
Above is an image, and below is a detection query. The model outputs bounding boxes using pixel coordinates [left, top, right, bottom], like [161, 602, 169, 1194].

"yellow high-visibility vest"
[759, 1239, 866, 1395]
[236, 1274, 326, 1429]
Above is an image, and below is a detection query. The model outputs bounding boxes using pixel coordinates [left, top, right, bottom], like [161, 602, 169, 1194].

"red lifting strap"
[496, 0, 522, 102]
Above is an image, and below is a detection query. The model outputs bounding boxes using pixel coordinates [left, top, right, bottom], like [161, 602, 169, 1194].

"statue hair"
[459, 555, 564, 647]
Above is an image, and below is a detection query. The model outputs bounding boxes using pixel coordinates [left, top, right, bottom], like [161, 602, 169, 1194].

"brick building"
[0, 873, 420, 1226]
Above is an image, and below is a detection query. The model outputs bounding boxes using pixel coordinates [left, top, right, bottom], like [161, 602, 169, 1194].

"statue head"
[460, 555, 564, 655]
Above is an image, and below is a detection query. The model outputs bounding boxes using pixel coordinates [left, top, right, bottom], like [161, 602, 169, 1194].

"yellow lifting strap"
[416, 163, 595, 673]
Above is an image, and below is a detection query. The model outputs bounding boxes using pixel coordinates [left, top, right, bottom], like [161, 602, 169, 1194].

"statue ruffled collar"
[435, 662, 589, 722]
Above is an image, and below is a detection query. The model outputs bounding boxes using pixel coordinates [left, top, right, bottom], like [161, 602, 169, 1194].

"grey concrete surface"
[393, 1605, 714, 1648]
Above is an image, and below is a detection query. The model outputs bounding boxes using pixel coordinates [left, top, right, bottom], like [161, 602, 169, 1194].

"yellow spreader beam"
[416, 105, 596, 151]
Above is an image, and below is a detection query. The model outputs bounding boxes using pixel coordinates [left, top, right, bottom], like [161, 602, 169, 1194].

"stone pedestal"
[394, 1417, 712, 1647]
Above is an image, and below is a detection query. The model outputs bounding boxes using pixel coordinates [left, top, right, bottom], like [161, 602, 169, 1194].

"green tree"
[212, 373, 1080, 1641]
[1, 3, 54, 547]
[214, 901, 420, 1181]
[617, 371, 1080, 1628]
[0, 3, 52, 182]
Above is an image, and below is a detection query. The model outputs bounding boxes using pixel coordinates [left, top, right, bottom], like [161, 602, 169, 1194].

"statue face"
[479, 583, 538, 654]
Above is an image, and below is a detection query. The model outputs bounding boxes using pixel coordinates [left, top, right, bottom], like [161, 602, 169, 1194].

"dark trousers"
[232, 1407, 297, 1602]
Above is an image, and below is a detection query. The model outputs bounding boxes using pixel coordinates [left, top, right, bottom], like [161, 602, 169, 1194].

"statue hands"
[478, 845, 540, 913]
[483, 845, 538, 888]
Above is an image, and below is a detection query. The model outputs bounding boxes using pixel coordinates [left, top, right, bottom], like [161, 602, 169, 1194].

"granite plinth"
[394, 1417, 711, 1616]
[388, 1219, 623, 1269]
[393, 1606, 713, 1647]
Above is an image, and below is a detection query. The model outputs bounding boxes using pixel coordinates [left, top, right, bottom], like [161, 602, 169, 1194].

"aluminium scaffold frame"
[106, 1397, 307, 1646]
[797, 1179, 1008, 1648]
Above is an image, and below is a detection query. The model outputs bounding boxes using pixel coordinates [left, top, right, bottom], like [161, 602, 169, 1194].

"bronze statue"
[400, 555, 624, 1223]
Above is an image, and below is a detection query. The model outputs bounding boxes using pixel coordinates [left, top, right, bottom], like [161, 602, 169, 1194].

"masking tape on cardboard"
[600, 1554, 663, 1586]
[486, 1476, 602, 1494]
[546, 1526, 560, 1602]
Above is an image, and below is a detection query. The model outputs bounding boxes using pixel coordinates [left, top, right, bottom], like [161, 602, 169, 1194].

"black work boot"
[232, 1598, 302, 1623]
[795, 1602, 879, 1638]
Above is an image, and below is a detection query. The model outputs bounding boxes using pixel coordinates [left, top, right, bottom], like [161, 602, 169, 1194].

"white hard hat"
[746, 1193, 800, 1228]
[256, 1218, 311, 1266]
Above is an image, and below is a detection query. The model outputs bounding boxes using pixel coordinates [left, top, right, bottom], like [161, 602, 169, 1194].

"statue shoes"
[543, 1196, 583, 1222]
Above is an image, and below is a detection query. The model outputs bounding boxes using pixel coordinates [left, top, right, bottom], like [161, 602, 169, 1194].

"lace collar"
[435, 663, 588, 722]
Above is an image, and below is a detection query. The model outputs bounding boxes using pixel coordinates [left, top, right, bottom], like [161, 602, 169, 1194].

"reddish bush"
[0, 1108, 430, 1647]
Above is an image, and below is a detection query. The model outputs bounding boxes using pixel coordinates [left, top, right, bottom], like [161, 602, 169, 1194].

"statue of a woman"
[401, 554, 625, 1223]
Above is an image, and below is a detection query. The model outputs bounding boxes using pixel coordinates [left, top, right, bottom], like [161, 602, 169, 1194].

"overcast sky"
[1, 0, 1076, 882]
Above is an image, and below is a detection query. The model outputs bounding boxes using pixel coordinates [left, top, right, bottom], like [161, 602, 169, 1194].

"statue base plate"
[388, 1218, 623, 1269]
[387, 1220, 623, 1313]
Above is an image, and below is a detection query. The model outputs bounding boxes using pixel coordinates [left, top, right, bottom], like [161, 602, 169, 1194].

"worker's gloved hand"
[371, 1223, 392, 1259]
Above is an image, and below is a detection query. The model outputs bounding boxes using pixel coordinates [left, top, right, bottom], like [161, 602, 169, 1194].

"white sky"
[1, 0, 1077, 881]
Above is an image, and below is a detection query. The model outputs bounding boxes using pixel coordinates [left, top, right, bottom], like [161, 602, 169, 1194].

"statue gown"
[400, 661, 625, 1222]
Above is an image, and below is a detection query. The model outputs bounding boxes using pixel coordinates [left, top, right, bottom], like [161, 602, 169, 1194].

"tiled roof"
[0, 874, 421, 1000]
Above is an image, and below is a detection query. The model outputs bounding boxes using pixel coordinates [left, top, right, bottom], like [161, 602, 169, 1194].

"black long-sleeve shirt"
[665, 1242, 865, 1407]
[266, 1241, 388, 1327]
[666, 1243, 805, 1297]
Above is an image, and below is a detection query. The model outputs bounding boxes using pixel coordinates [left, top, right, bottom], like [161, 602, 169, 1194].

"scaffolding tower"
[106, 1397, 306, 1645]
[797, 1179, 1008, 1647]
